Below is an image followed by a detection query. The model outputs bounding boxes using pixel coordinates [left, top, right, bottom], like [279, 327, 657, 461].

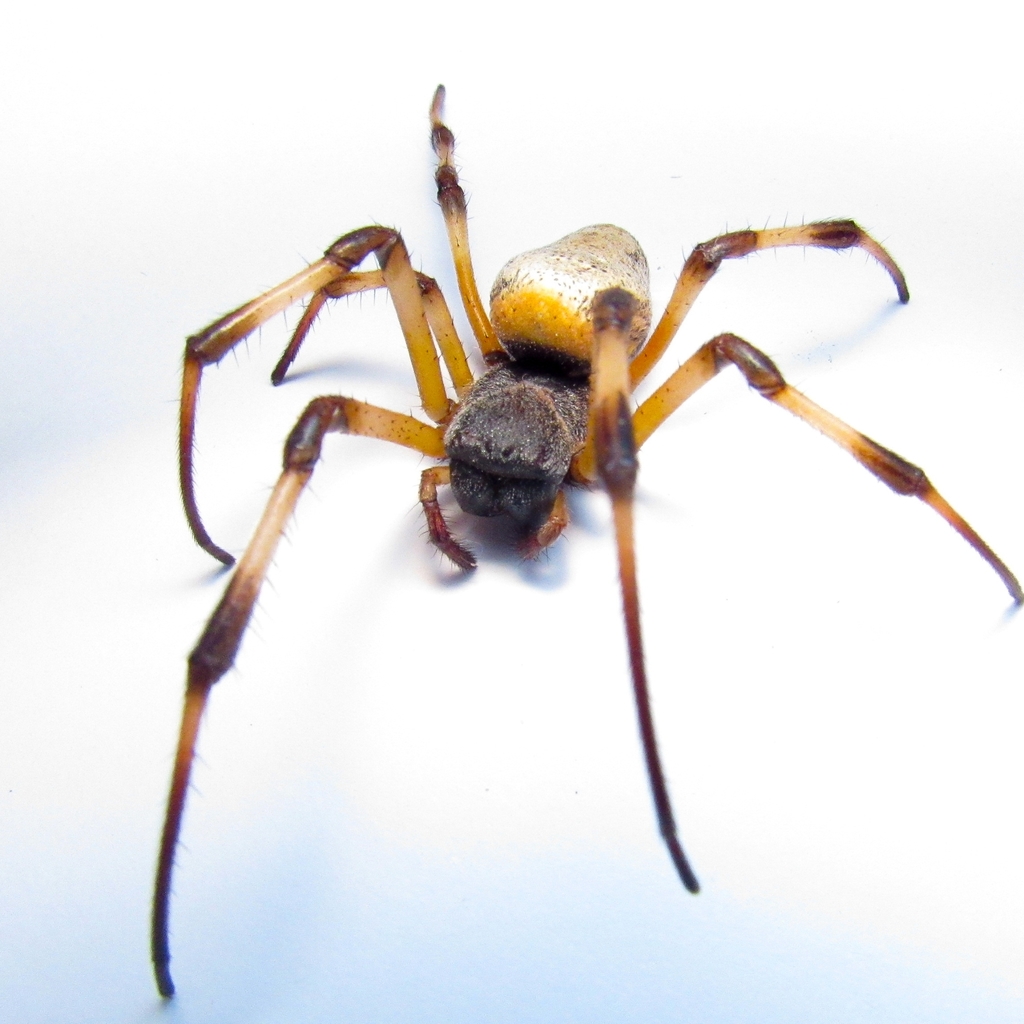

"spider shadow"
[417, 486, 611, 594]
[197, 558, 235, 586]
[1000, 601, 1021, 626]
[278, 356, 415, 391]
[786, 298, 906, 371]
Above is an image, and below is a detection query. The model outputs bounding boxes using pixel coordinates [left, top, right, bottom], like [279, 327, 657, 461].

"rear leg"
[633, 332, 1022, 603]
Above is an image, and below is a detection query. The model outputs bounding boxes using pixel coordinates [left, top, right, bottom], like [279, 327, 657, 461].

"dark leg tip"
[186, 514, 236, 567]
[271, 351, 293, 386]
[154, 962, 175, 1000]
[667, 837, 701, 894]
[447, 546, 477, 572]
[207, 545, 236, 568]
[193, 533, 235, 567]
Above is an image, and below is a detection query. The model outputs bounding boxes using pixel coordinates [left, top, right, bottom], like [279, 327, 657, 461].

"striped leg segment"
[153, 397, 445, 998]
[633, 333, 1022, 603]
[590, 288, 701, 896]
[630, 221, 909, 387]
[429, 85, 503, 362]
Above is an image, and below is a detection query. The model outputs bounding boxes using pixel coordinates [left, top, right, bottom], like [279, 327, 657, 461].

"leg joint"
[284, 397, 348, 470]
[431, 123, 456, 159]
[434, 164, 466, 214]
[416, 272, 440, 297]
[712, 334, 786, 397]
[808, 219, 862, 249]
[695, 230, 759, 268]
[857, 438, 930, 496]
[323, 226, 399, 271]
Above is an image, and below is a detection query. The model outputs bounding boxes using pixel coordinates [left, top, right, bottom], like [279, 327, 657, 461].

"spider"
[151, 86, 1022, 999]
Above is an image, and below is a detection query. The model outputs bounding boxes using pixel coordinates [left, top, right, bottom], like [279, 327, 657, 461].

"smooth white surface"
[1, 2, 1022, 1021]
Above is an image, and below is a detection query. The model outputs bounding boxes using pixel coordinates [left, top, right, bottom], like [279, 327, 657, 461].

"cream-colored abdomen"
[489, 225, 652, 367]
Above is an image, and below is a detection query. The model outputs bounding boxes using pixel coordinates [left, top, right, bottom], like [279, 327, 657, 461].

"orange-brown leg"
[633, 333, 1022, 603]
[588, 288, 701, 895]
[181, 226, 469, 565]
[629, 222, 910, 387]
[429, 85, 503, 362]
[271, 269, 383, 385]
[419, 465, 476, 570]
[520, 489, 570, 560]
[272, 269, 474, 398]
[153, 396, 445, 999]
[416, 273, 474, 398]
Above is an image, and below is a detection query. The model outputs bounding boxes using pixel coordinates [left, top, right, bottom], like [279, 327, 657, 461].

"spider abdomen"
[444, 365, 588, 527]
[489, 224, 652, 370]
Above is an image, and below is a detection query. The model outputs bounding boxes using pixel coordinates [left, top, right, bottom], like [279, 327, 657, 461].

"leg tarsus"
[179, 352, 236, 565]
[272, 289, 329, 386]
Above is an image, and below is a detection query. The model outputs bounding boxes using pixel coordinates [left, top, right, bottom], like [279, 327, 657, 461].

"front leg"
[587, 288, 702, 896]
[153, 396, 444, 999]
[181, 226, 468, 565]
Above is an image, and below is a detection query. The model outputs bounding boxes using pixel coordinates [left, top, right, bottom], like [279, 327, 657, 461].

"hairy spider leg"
[430, 85, 503, 362]
[153, 397, 446, 999]
[270, 271, 379, 385]
[181, 226, 472, 565]
[587, 287, 701, 895]
[272, 270, 473, 397]
[632, 333, 1022, 603]
[520, 489, 571, 560]
[419, 464, 476, 570]
[629, 222, 910, 388]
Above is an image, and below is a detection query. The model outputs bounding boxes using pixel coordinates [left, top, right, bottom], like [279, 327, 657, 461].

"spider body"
[444, 363, 588, 529]
[151, 86, 1022, 999]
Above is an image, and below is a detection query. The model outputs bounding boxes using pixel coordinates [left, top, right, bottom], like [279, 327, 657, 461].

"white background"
[1, 1, 1022, 1021]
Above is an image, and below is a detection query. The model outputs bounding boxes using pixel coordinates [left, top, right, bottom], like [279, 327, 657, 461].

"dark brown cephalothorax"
[445, 364, 590, 527]
[152, 86, 1022, 1000]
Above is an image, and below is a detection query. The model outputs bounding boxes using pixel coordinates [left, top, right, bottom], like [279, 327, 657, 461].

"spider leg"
[153, 397, 445, 999]
[181, 226, 470, 566]
[587, 288, 701, 895]
[520, 489, 570, 560]
[419, 465, 476, 570]
[429, 85, 503, 362]
[415, 273, 474, 398]
[271, 270, 474, 398]
[630, 222, 910, 387]
[271, 270, 383, 385]
[633, 333, 1022, 603]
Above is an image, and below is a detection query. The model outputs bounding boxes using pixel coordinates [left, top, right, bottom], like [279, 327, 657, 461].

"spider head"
[444, 365, 589, 529]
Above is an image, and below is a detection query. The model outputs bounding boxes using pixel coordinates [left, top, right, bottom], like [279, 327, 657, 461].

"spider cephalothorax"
[444, 363, 589, 528]
[152, 86, 1021, 999]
